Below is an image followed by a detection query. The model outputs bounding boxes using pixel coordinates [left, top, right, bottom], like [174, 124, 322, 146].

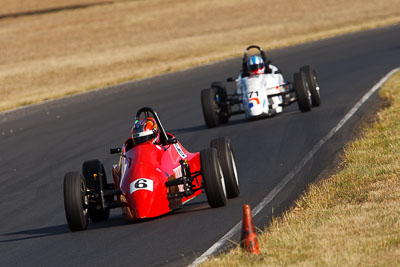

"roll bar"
[241, 45, 269, 76]
[243, 45, 268, 63]
[135, 107, 176, 145]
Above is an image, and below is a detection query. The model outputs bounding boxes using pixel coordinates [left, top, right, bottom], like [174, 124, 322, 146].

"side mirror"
[110, 147, 122, 154]
[226, 77, 235, 82]
[165, 138, 177, 145]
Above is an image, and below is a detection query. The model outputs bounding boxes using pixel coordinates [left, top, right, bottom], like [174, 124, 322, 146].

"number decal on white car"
[248, 91, 259, 98]
[130, 178, 154, 193]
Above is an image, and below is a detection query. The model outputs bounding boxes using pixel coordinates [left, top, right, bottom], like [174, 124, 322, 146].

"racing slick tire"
[82, 160, 110, 222]
[294, 71, 312, 112]
[210, 137, 240, 198]
[200, 148, 227, 208]
[63, 172, 89, 231]
[300, 65, 321, 107]
[211, 82, 230, 124]
[201, 88, 220, 128]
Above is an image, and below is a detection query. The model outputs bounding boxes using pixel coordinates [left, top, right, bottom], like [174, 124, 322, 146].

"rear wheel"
[200, 148, 227, 208]
[64, 172, 88, 231]
[201, 88, 220, 128]
[300, 65, 321, 107]
[210, 137, 239, 198]
[294, 71, 312, 112]
[82, 160, 110, 222]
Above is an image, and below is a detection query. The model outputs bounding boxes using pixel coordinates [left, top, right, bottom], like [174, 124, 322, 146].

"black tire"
[201, 88, 220, 128]
[200, 148, 227, 208]
[82, 160, 110, 222]
[64, 172, 89, 231]
[210, 137, 240, 198]
[211, 82, 230, 124]
[294, 71, 312, 112]
[300, 65, 321, 107]
[211, 82, 227, 101]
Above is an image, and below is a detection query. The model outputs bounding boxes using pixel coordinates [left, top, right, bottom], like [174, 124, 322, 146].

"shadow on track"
[1, 200, 212, 243]
[0, 216, 128, 243]
[0, 224, 69, 243]
[171, 199, 210, 215]
[168, 118, 248, 135]
[169, 125, 208, 135]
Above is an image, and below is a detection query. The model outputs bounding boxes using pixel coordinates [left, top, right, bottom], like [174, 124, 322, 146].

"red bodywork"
[112, 135, 202, 221]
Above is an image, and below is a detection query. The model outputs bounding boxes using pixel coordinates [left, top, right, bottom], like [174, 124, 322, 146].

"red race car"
[63, 107, 240, 231]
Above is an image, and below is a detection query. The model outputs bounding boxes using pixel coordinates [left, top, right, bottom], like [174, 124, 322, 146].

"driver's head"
[247, 55, 265, 75]
[131, 117, 159, 145]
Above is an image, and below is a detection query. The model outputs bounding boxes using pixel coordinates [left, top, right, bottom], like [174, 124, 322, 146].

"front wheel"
[210, 137, 240, 198]
[82, 160, 110, 222]
[211, 82, 230, 124]
[64, 172, 89, 231]
[201, 88, 220, 128]
[294, 71, 312, 112]
[200, 148, 227, 208]
[300, 65, 321, 107]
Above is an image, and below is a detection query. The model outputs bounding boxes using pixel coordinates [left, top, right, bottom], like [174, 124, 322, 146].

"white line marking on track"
[189, 67, 400, 267]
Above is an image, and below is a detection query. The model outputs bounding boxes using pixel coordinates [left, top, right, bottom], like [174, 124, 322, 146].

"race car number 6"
[130, 178, 154, 193]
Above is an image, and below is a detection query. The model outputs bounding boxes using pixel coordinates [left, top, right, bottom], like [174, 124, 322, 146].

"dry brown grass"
[1, 0, 400, 112]
[201, 72, 400, 266]
[0, 0, 122, 15]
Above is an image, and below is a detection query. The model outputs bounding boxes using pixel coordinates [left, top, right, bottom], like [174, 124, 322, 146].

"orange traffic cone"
[240, 204, 260, 254]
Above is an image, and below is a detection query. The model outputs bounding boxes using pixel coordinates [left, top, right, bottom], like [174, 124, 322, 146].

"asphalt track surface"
[1, 24, 399, 266]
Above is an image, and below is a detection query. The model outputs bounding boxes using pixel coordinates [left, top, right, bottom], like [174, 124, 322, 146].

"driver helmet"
[247, 55, 265, 75]
[131, 117, 159, 145]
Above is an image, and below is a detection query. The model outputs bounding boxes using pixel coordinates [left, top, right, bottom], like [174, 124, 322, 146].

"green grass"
[201, 71, 400, 266]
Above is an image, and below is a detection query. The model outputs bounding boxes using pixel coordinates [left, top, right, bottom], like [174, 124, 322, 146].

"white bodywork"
[236, 69, 286, 118]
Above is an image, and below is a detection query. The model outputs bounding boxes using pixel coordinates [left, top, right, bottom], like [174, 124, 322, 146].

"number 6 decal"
[130, 178, 154, 193]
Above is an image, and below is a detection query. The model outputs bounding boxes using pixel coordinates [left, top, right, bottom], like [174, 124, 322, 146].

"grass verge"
[201, 71, 400, 266]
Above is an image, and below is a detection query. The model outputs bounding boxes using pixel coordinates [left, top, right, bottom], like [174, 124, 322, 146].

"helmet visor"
[248, 63, 264, 72]
[133, 130, 155, 145]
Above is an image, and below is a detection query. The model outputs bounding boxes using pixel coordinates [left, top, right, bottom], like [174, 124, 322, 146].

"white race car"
[201, 45, 321, 128]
